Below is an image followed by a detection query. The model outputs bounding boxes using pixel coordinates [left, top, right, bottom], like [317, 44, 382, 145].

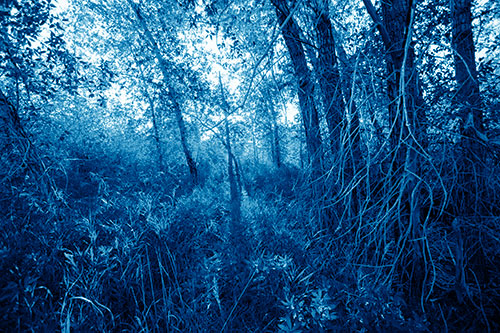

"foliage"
[1, 0, 500, 331]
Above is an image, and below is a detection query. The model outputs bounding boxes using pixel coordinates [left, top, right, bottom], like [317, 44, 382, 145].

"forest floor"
[1, 156, 499, 332]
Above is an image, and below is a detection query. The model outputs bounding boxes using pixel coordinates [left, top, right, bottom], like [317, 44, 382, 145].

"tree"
[362, 0, 424, 160]
[312, 0, 345, 155]
[254, 82, 283, 169]
[449, 0, 491, 304]
[126, 0, 199, 184]
[0, 0, 69, 197]
[450, 0, 485, 215]
[362, 0, 427, 302]
[271, 0, 323, 175]
[0, 0, 48, 154]
[270, 0, 330, 229]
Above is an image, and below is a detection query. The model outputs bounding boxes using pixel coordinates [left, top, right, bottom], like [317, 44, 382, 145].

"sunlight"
[52, 0, 69, 15]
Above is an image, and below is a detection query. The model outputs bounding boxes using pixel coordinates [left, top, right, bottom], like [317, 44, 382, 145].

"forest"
[1, 0, 499, 331]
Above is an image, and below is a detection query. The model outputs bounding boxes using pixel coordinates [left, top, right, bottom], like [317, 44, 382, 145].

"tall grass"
[1, 156, 499, 331]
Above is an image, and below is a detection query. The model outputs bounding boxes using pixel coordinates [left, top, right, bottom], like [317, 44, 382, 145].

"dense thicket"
[1, 0, 499, 331]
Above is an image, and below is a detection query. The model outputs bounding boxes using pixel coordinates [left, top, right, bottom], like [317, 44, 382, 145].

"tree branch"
[361, 0, 393, 55]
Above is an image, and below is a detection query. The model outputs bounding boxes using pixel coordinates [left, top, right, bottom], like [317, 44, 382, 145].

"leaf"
[278, 315, 303, 333]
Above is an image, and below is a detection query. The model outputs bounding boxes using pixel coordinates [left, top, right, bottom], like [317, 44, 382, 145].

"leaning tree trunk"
[0, 88, 54, 203]
[225, 118, 241, 225]
[171, 98, 198, 184]
[271, 110, 282, 169]
[142, 90, 164, 169]
[127, 0, 198, 184]
[218, 76, 242, 230]
[314, 0, 366, 219]
[0, 89, 24, 150]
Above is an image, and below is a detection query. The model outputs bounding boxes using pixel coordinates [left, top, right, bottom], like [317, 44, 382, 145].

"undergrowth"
[1, 156, 499, 332]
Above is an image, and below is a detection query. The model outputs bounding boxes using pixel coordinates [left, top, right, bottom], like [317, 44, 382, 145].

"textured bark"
[449, 0, 490, 298]
[314, 0, 345, 154]
[219, 75, 242, 225]
[451, 0, 482, 132]
[0, 88, 53, 197]
[363, 0, 423, 154]
[343, 63, 362, 217]
[272, 0, 332, 228]
[451, 0, 484, 214]
[0, 87, 37, 171]
[363, 0, 423, 200]
[0, 20, 25, 151]
[0, 90, 24, 149]
[382, 0, 413, 152]
[271, 0, 322, 175]
[334, 37, 359, 138]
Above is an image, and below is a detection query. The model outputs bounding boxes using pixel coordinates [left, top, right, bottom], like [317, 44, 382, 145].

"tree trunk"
[0, 89, 41, 174]
[127, 0, 198, 184]
[218, 75, 242, 225]
[334, 36, 361, 155]
[363, 0, 423, 215]
[0, 90, 24, 150]
[0, 88, 54, 198]
[267, 96, 282, 169]
[363, 0, 425, 303]
[144, 92, 164, 169]
[272, 118, 282, 169]
[226, 117, 241, 224]
[450, 0, 489, 292]
[317, 6, 363, 218]
[171, 97, 198, 184]
[314, 0, 345, 154]
[272, 0, 330, 228]
[363, 0, 423, 155]
[271, 0, 322, 175]
[450, 0, 485, 215]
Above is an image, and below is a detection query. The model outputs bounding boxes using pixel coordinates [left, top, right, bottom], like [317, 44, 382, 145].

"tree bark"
[271, 0, 338, 230]
[363, 0, 425, 303]
[0, 88, 53, 197]
[335, 40, 363, 217]
[272, 115, 282, 169]
[0, 90, 24, 150]
[451, 0, 485, 215]
[314, 0, 345, 154]
[271, 0, 323, 176]
[450, 0, 489, 289]
[363, 0, 423, 156]
[363, 0, 423, 210]
[171, 98, 198, 183]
